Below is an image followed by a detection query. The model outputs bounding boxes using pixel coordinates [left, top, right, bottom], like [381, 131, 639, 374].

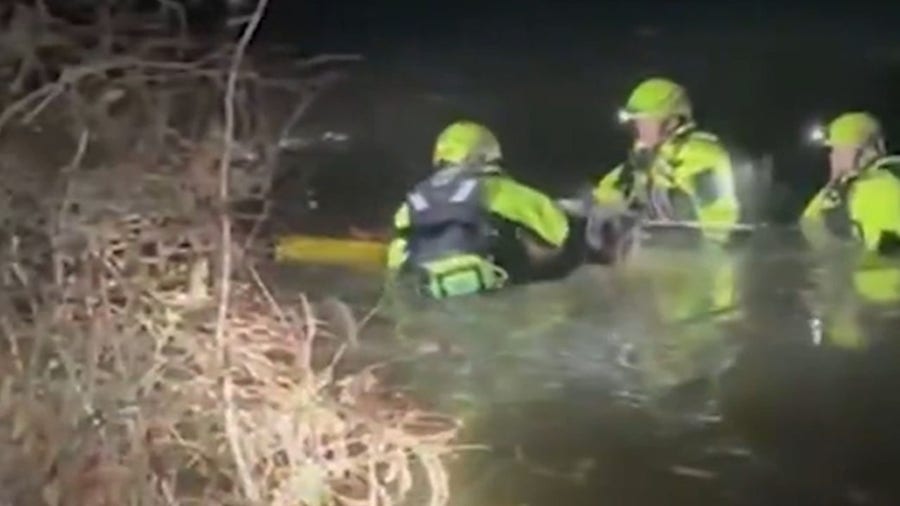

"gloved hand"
[554, 185, 642, 265]
[555, 184, 596, 218]
[627, 147, 656, 174]
[584, 205, 642, 265]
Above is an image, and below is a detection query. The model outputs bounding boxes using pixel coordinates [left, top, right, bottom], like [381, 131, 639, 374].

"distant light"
[808, 124, 827, 145]
[278, 137, 311, 150]
[809, 317, 823, 346]
[322, 131, 349, 142]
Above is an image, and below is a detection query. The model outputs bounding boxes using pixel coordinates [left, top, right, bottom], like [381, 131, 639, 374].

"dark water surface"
[257, 6, 900, 503]
[267, 2, 900, 232]
[268, 228, 900, 506]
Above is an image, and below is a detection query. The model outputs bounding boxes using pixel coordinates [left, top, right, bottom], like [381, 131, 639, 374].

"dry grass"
[0, 2, 462, 505]
[0, 259, 461, 506]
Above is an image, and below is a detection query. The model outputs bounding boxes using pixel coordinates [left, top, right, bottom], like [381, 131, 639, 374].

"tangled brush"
[0, 1, 462, 505]
[0, 253, 461, 505]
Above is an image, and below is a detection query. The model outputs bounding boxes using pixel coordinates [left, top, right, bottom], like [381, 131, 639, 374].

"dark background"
[254, 0, 900, 227]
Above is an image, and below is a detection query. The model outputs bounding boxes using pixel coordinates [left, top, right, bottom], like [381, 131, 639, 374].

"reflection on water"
[268, 228, 900, 505]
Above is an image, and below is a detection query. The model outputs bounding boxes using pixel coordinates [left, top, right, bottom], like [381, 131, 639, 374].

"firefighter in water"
[593, 77, 741, 244]
[588, 78, 743, 396]
[385, 120, 576, 298]
[801, 111, 900, 254]
[800, 111, 900, 350]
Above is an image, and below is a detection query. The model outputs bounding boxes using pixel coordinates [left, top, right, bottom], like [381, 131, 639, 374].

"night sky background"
[254, 0, 900, 226]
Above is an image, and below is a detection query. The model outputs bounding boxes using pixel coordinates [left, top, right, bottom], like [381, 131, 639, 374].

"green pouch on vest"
[419, 254, 508, 299]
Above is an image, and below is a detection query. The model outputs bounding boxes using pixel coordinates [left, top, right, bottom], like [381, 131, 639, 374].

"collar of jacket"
[832, 155, 896, 187]
[440, 162, 505, 176]
[658, 122, 718, 161]
[871, 155, 900, 173]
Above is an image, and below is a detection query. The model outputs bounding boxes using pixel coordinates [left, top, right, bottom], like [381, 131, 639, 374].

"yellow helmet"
[432, 120, 502, 166]
[618, 77, 693, 123]
[809, 112, 884, 149]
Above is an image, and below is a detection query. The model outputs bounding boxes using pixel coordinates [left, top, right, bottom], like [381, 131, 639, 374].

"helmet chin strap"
[873, 138, 886, 158]
[632, 116, 692, 152]
[447, 156, 502, 174]
[828, 137, 885, 182]
[668, 116, 695, 137]
[853, 141, 883, 173]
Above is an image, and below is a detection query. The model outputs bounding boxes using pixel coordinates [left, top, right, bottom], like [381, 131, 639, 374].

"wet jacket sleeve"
[386, 203, 410, 270]
[798, 189, 833, 249]
[673, 137, 740, 242]
[482, 176, 570, 248]
[800, 189, 827, 220]
[800, 170, 900, 254]
[849, 171, 900, 253]
[592, 164, 630, 209]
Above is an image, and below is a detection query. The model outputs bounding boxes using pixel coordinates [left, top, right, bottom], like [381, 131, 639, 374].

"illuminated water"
[268, 228, 900, 506]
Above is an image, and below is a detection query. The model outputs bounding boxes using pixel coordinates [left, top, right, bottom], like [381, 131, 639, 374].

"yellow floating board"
[274, 234, 388, 269]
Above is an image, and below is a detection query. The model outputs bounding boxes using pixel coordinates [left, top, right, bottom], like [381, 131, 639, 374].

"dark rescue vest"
[821, 175, 861, 241]
[403, 167, 493, 265]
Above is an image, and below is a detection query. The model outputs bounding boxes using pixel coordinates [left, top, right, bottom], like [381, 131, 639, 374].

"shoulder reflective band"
[408, 192, 429, 211]
[450, 178, 478, 202]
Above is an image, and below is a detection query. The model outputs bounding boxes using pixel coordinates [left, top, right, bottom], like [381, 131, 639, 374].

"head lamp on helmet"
[618, 77, 693, 123]
[810, 112, 884, 150]
[432, 120, 502, 168]
[810, 112, 887, 178]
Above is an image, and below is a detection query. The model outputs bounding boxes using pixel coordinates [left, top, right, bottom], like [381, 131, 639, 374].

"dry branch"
[216, 0, 271, 501]
[0, 2, 460, 506]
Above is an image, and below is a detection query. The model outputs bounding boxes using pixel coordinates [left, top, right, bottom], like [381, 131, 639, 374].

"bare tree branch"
[214, 0, 271, 501]
[155, 0, 188, 47]
[0, 4, 462, 506]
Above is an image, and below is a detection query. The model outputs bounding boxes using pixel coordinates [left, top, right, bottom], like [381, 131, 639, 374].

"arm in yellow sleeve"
[386, 203, 410, 270]
[798, 189, 834, 249]
[482, 176, 569, 248]
[677, 137, 740, 242]
[849, 172, 900, 307]
[592, 164, 629, 210]
[850, 173, 900, 253]
[801, 189, 827, 220]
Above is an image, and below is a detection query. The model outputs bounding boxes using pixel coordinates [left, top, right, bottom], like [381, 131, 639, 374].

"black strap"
[878, 231, 900, 256]
[879, 160, 900, 181]
[614, 127, 696, 200]
[822, 176, 861, 240]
